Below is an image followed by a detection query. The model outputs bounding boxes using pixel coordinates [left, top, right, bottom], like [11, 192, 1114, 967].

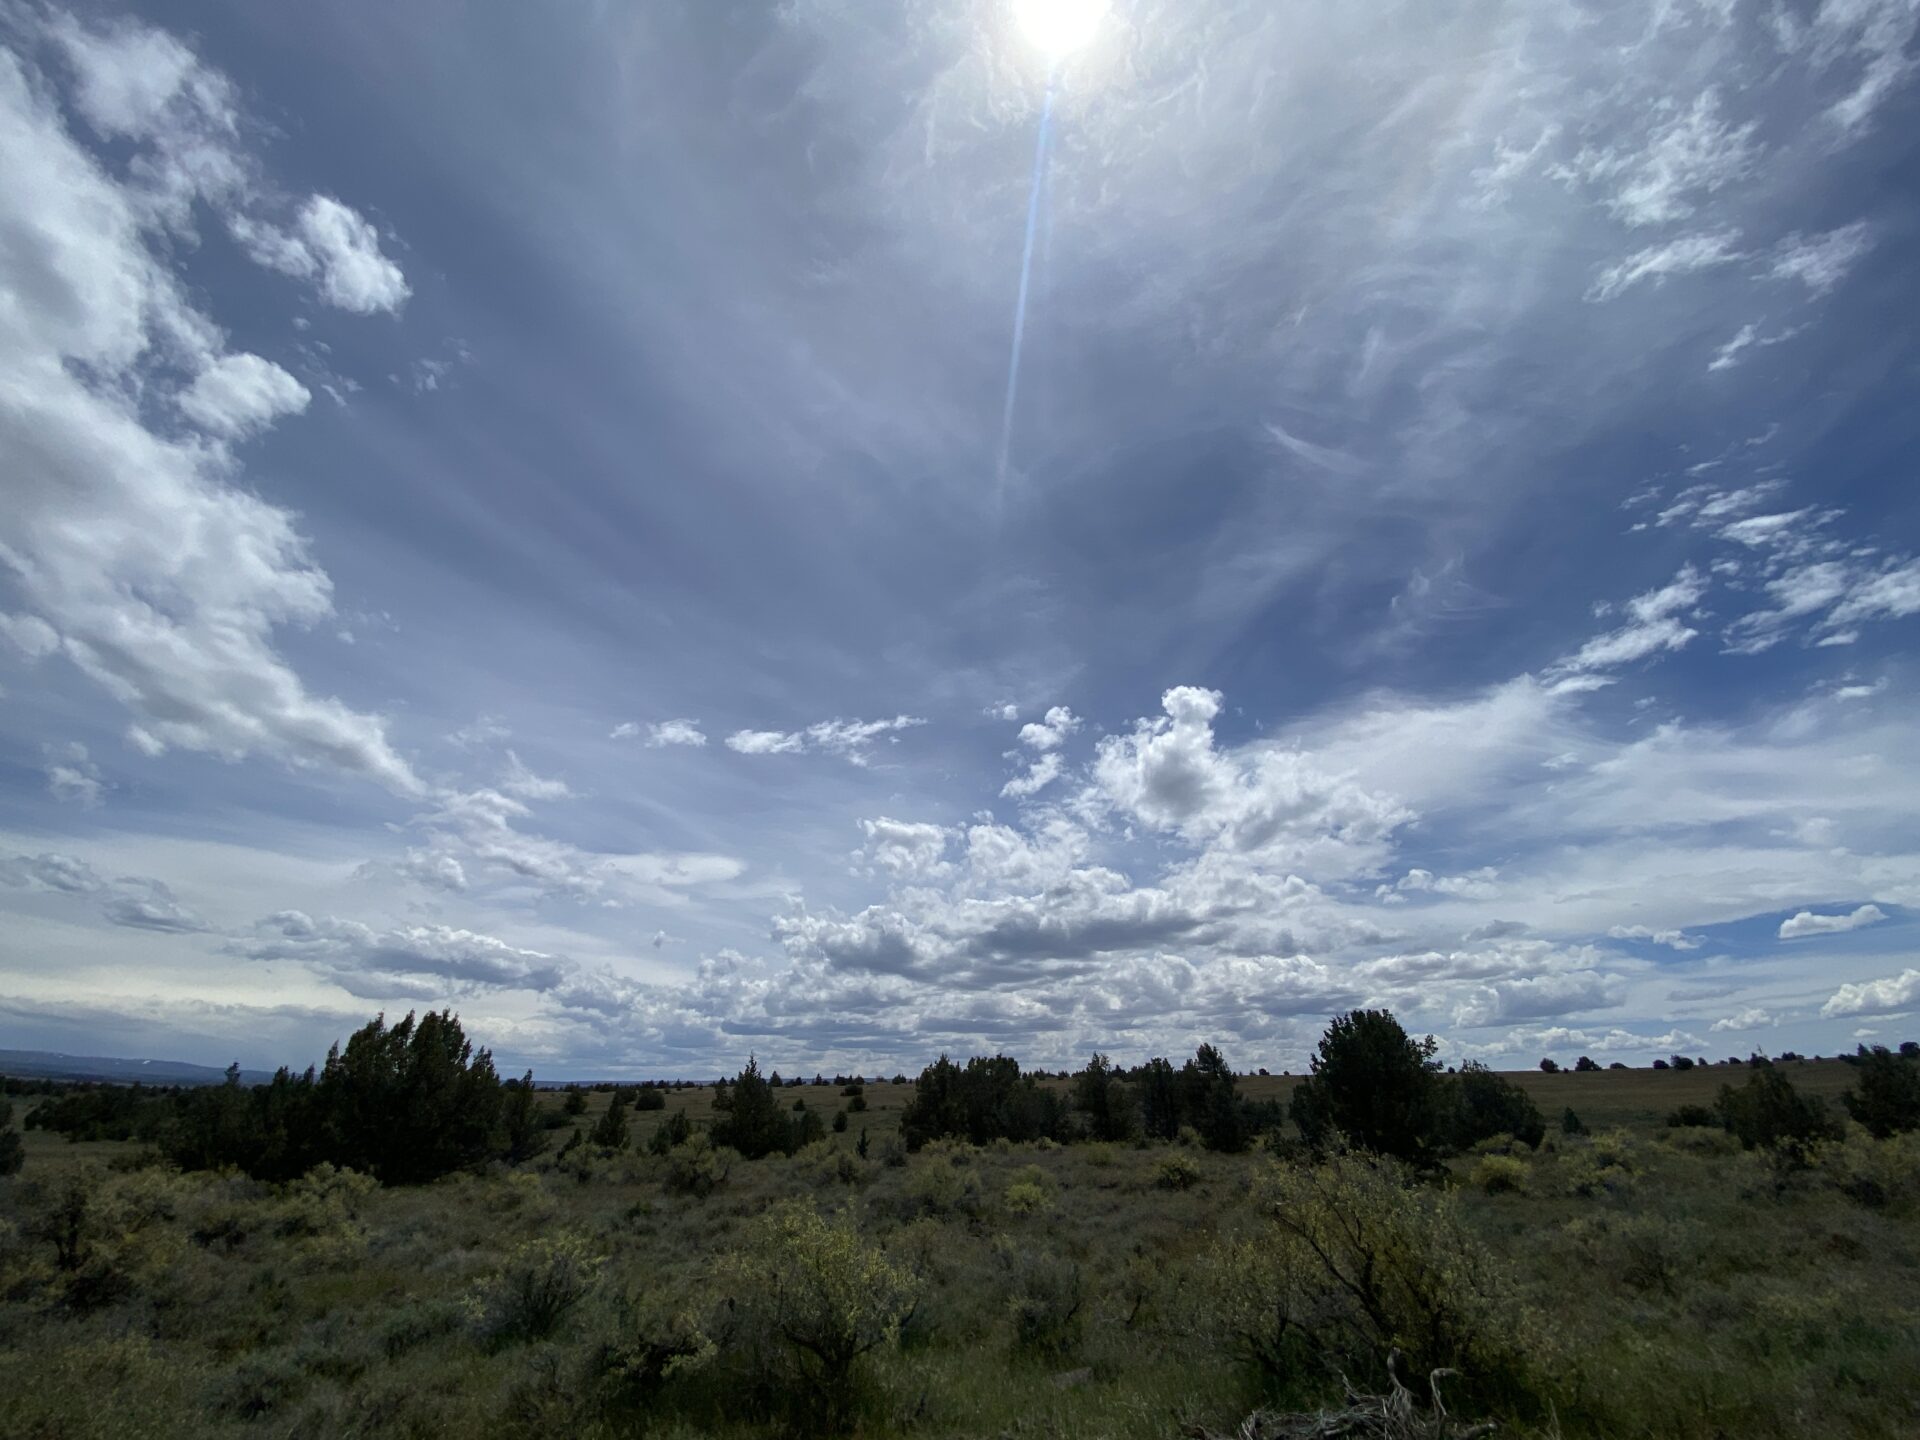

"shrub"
[1717, 1068, 1840, 1157]
[648, 1108, 694, 1156]
[711, 1056, 804, 1159]
[1560, 1107, 1587, 1136]
[1841, 1044, 1920, 1139]
[718, 1202, 919, 1432]
[1470, 1154, 1528, 1195]
[1449, 1064, 1546, 1150]
[1666, 1103, 1718, 1128]
[1199, 1151, 1529, 1395]
[663, 1135, 732, 1198]
[1820, 1129, 1920, 1210]
[996, 1239, 1083, 1357]
[468, 1232, 604, 1346]
[0, 1099, 23, 1177]
[1002, 1165, 1054, 1215]
[632, 1087, 666, 1112]
[563, 1089, 588, 1116]
[897, 1154, 983, 1219]
[1155, 1153, 1202, 1190]
[1291, 1009, 1446, 1164]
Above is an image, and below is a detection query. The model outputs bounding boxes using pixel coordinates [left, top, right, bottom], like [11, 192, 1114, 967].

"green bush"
[468, 1232, 604, 1347]
[1842, 1044, 1920, 1139]
[996, 1239, 1083, 1357]
[717, 1201, 919, 1432]
[1717, 1068, 1840, 1157]
[663, 1135, 733, 1198]
[1449, 1064, 1546, 1150]
[1667, 1103, 1718, 1128]
[1471, 1154, 1528, 1195]
[1155, 1153, 1202, 1190]
[1201, 1151, 1531, 1395]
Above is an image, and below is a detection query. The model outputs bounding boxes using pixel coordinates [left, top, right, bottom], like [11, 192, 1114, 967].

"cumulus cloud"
[176, 353, 310, 437]
[1822, 969, 1920, 1018]
[1778, 903, 1887, 939]
[1711, 1007, 1774, 1033]
[644, 719, 707, 747]
[233, 196, 410, 314]
[0, 21, 419, 794]
[1018, 706, 1081, 751]
[44, 743, 103, 807]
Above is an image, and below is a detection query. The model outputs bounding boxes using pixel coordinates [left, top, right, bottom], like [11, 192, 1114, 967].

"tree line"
[13, 1006, 1917, 1185]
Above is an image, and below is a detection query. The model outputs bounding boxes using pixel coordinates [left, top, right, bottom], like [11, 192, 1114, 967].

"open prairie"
[4, 1056, 1916, 1440]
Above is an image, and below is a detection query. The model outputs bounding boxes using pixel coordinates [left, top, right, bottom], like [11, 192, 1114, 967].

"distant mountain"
[0, 1049, 275, 1086]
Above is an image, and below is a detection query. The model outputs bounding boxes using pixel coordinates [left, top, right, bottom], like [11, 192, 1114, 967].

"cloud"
[1822, 969, 1920, 1018]
[0, 24, 420, 794]
[176, 353, 311, 437]
[239, 911, 570, 999]
[0, 851, 208, 932]
[644, 719, 707, 748]
[1778, 903, 1887, 939]
[1001, 751, 1064, 800]
[500, 750, 573, 801]
[1018, 706, 1081, 751]
[1552, 567, 1706, 676]
[1710, 1007, 1774, 1033]
[1587, 231, 1743, 302]
[233, 196, 410, 314]
[725, 714, 924, 764]
[1606, 924, 1701, 951]
[44, 743, 104, 807]
[1768, 223, 1874, 295]
[1566, 89, 1758, 228]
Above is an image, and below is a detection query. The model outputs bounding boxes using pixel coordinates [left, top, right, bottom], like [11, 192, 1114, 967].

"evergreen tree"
[589, 1089, 632, 1150]
[1291, 1009, 1445, 1163]
[711, 1056, 795, 1159]
[1841, 1044, 1920, 1138]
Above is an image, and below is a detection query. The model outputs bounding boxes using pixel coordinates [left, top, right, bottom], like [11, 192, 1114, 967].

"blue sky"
[2, 0, 1917, 1077]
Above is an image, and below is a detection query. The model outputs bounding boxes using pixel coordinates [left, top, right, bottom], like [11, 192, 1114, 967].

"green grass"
[2, 1067, 1914, 1439]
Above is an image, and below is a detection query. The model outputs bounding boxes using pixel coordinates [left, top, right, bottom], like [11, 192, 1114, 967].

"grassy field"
[2, 1061, 1915, 1439]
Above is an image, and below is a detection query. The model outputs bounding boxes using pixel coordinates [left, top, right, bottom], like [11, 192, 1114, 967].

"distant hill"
[0, 1049, 274, 1086]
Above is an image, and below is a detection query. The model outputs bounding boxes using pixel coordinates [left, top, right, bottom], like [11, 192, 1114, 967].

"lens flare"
[1013, 0, 1107, 58]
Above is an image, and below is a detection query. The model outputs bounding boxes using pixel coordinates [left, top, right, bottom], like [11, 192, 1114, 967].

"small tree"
[1573, 1056, 1600, 1072]
[1842, 1044, 1920, 1139]
[0, 1098, 24, 1177]
[1291, 1010, 1444, 1164]
[711, 1056, 795, 1159]
[590, 1091, 632, 1150]
[648, 1108, 694, 1156]
[1449, 1064, 1546, 1149]
[563, 1089, 588, 1116]
[1538, 1058, 1560, 1074]
[1718, 1068, 1839, 1156]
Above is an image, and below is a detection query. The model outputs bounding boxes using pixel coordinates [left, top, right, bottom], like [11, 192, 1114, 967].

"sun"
[1012, 0, 1108, 59]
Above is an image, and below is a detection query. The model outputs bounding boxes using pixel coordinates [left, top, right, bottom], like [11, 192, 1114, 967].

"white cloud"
[235, 196, 410, 315]
[176, 353, 310, 437]
[1, 851, 207, 932]
[239, 911, 570, 1000]
[1778, 903, 1887, 939]
[1768, 222, 1874, 295]
[726, 714, 924, 764]
[1018, 705, 1081, 751]
[1822, 969, 1920, 1018]
[609, 722, 641, 740]
[645, 719, 707, 748]
[0, 28, 420, 795]
[1552, 566, 1705, 675]
[46, 762, 102, 807]
[500, 750, 572, 801]
[1001, 751, 1064, 799]
[1568, 90, 1758, 227]
[1606, 924, 1701, 950]
[1587, 231, 1743, 302]
[1711, 1007, 1774, 1033]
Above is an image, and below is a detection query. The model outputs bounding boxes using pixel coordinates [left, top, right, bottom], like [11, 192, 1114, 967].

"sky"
[1, 0, 1918, 1079]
